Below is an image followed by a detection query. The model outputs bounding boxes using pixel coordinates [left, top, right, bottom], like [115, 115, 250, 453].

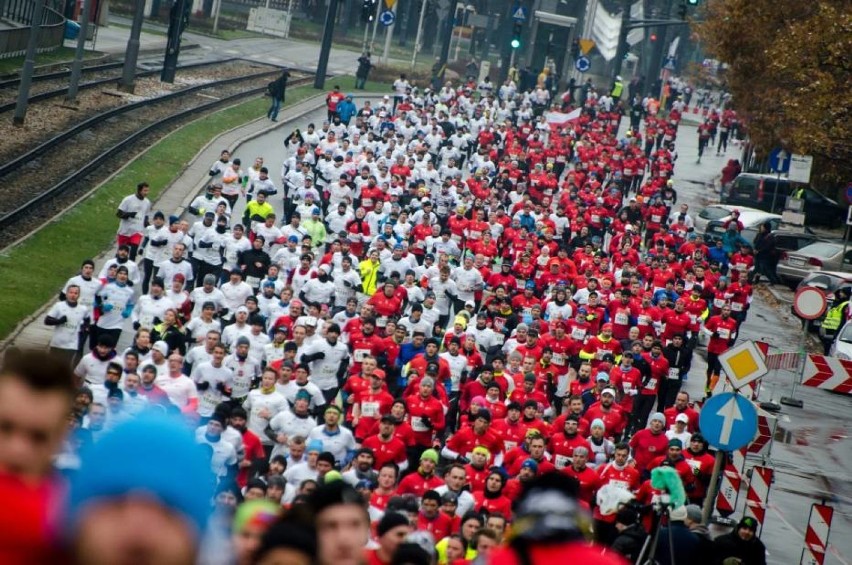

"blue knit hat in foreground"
[68, 411, 214, 536]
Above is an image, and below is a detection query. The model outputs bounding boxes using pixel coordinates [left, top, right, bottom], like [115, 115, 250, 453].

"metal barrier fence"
[0, 0, 66, 60]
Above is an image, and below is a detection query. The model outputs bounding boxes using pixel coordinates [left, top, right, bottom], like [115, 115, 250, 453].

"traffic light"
[650, 33, 657, 41]
[361, 0, 377, 22]
[687, 0, 699, 4]
[677, 2, 688, 20]
[511, 22, 522, 49]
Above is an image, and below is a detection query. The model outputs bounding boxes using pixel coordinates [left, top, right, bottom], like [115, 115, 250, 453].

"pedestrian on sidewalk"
[356, 52, 372, 89]
[267, 69, 290, 122]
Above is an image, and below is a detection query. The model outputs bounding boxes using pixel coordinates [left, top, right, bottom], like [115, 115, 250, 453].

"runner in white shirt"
[115, 182, 152, 260]
[243, 368, 288, 452]
[223, 336, 262, 401]
[190, 343, 234, 418]
[159, 353, 199, 416]
[44, 284, 89, 366]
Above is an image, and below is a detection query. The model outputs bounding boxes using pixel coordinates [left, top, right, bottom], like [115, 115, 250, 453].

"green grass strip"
[0, 75, 378, 341]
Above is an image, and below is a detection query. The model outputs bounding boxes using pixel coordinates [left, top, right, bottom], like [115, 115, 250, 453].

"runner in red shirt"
[628, 413, 670, 476]
[415, 490, 455, 541]
[362, 415, 409, 471]
[397, 449, 444, 498]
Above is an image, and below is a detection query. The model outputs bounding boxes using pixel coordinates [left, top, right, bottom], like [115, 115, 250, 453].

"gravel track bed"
[0, 70, 300, 248]
[0, 67, 128, 108]
[0, 60, 276, 164]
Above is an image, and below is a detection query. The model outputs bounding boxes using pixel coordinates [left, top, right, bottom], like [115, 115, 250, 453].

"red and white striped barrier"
[743, 465, 773, 534]
[748, 408, 777, 456]
[801, 503, 834, 565]
[766, 352, 800, 371]
[716, 448, 746, 516]
[802, 355, 852, 395]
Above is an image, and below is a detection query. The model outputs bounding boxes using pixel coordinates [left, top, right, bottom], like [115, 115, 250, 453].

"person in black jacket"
[267, 69, 290, 122]
[685, 504, 719, 565]
[714, 516, 767, 565]
[611, 507, 647, 561]
[751, 222, 780, 285]
[662, 334, 693, 408]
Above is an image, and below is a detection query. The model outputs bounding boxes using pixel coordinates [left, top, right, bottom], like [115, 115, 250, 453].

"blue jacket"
[708, 245, 729, 267]
[337, 98, 357, 122]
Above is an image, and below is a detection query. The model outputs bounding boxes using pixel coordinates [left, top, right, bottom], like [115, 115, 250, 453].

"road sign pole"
[770, 150, 787, 212]
[382, 3, 397, 63]
[780, 319, 807, 408]
[702, 450, 726, 524]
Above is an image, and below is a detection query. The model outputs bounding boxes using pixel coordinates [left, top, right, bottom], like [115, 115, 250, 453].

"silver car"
[777, 242, 852, 283]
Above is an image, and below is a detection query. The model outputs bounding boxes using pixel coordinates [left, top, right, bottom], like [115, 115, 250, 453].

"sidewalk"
[5, 91, 383, 351]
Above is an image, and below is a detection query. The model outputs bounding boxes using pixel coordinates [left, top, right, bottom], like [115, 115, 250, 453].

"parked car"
[793, 271, 852, 331]
[777, 243, 852, 284]
[694, 204, 739, 234]
[723, 173, 845, 227]
[829, 321, 852, 360]
[772, 230, 827, 254]
[703, 209, 781, 244]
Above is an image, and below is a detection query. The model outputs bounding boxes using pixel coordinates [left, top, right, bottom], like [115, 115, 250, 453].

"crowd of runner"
[13, 72, 768, 565]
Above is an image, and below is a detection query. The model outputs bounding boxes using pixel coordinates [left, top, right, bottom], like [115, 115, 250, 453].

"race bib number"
[615, 313, 629, 325]
[246, 276, 260, 287]
[622, 382, 632, 393]
[361, 401, 380, 418]
[552, 353, 565, 366]
[200, 389, 220, 412]
[731, 302, 744, 312]
[554, 454, 570, 469]
[410, 416, 429, 432]
[713, 298, 726, 308]
[595, 350, 607, 360]
[718, 328, 731, 340]
[571, 328, 587, 341]
[354, 349, 370, 362]
[138, 313, 154, 329]
[668, 368, 680, 380]
[376, 316, 389, 328]
[504, 440, 518, 451]
[638, 315, 651, 326]
[651, 214, 661, 223]
[644, 378, 657, 390]
[590, 215, 600, 224]
[735, 263, 747, 271]
[689, 314, 697, 324]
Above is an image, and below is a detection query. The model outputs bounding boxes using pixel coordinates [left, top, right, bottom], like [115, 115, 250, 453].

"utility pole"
[315, 0, 340, 89]
[436, 0, 456, 83]
[68, 0, 93, 101]
[161, 0, 189, 83]
[411, 0, 428, 71]
[120, 0, 147, 93]
[646, 0, 674, 95]
[381, 2, 397, 63]
[12, 0, 47, 125]
[611, 0, 631, 82]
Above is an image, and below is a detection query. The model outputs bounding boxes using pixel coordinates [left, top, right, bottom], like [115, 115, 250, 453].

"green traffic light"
[687, 0, 699, 4]
[511, 38, 520, 49]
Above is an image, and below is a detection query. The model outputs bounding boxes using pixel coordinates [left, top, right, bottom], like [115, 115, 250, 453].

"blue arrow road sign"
[575, 56, 591, 73]
[699, 392, 758, 451]
[769, 147, 790, 174]
[511, 5, 527, 21]
[379, 9, 395, 26]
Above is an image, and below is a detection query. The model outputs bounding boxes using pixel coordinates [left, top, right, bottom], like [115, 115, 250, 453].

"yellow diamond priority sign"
[579, 39, 596, 55]
[718, 340, 769, 390]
